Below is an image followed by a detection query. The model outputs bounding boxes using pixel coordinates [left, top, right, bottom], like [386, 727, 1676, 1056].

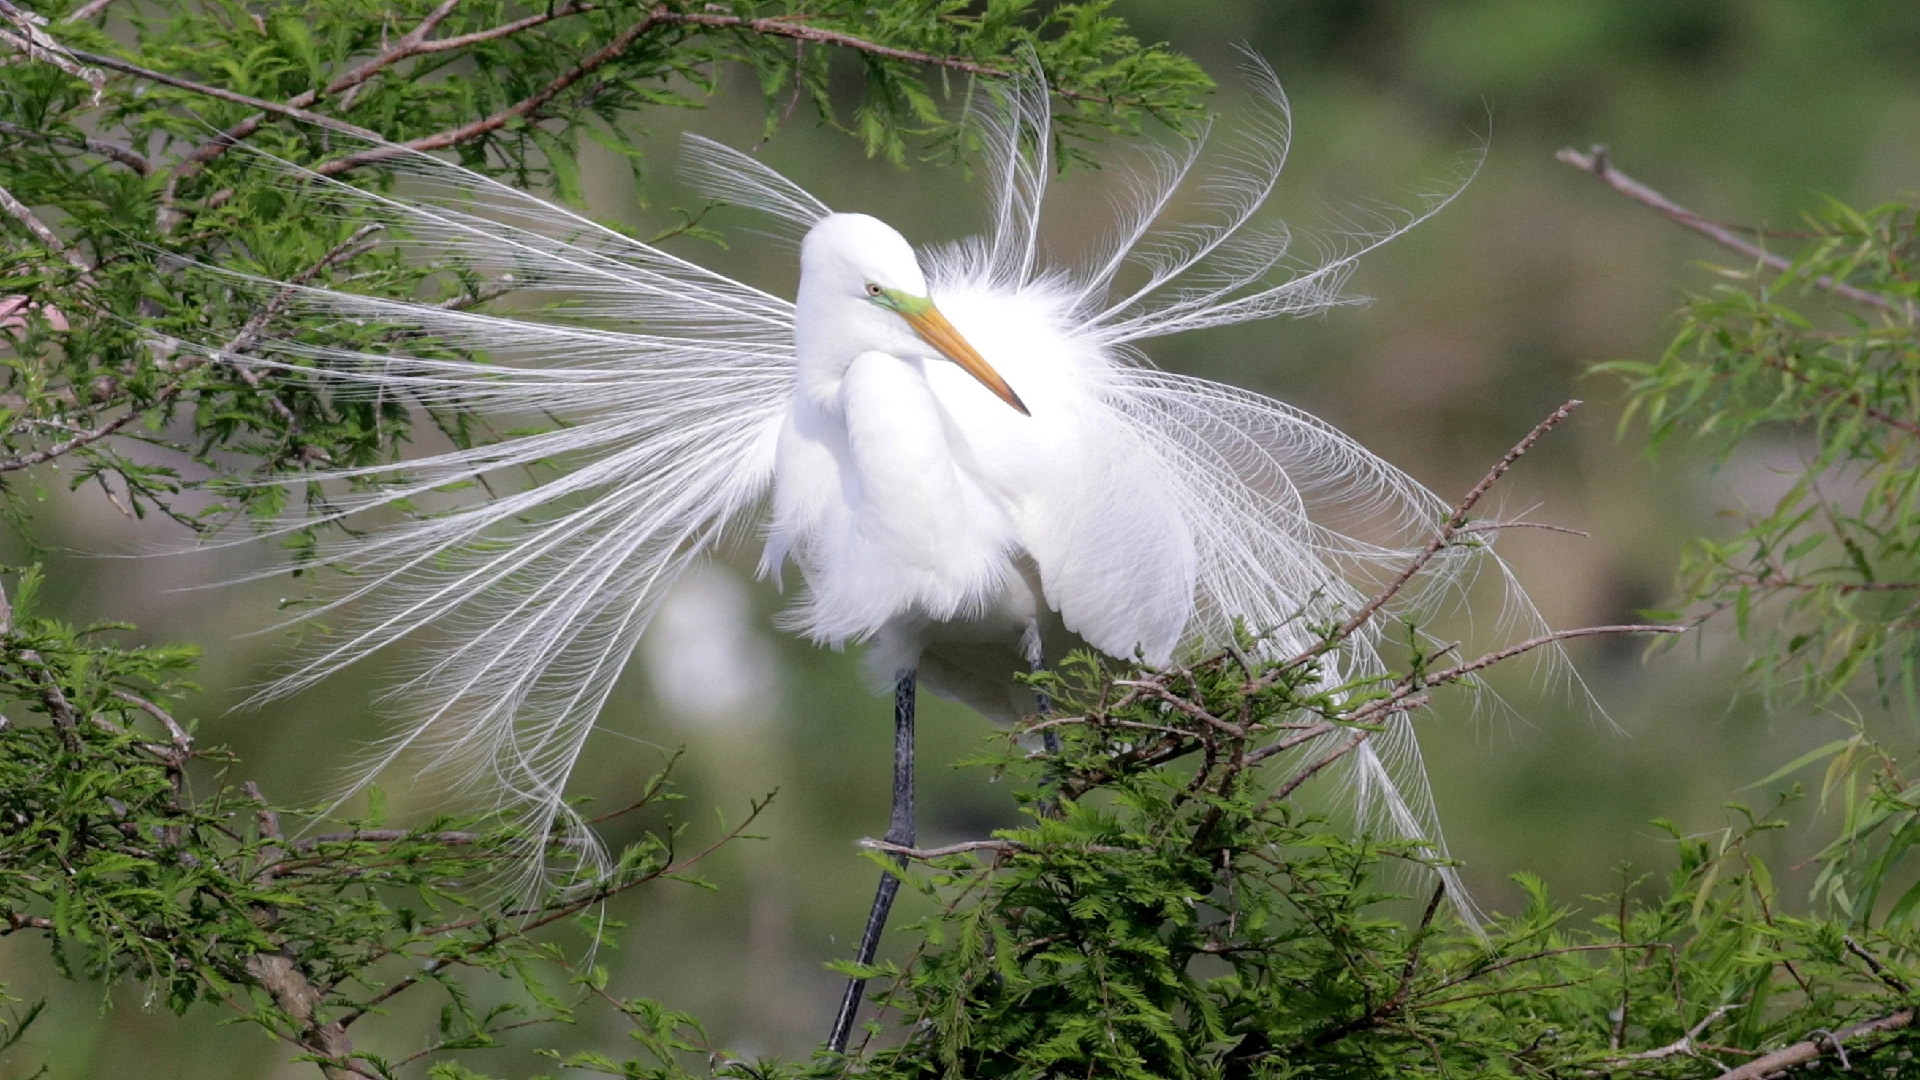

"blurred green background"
[9, 1, 1920, 1075]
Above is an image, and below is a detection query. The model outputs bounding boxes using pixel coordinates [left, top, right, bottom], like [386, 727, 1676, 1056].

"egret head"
[797, 213, 1028, 415]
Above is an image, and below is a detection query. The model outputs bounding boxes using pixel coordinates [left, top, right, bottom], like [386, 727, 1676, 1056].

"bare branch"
[315, 3, 1136, 176]
[407, 1, 596, 56]
[1341, 399, 1582, 643]
[1454, 520, 1589, 538]
[157, 0, 467, 225]
[63, 0, 116, 22]
[0, 0, 104, 103]
[1267, 729, 1369, 806]
[0, 179, 87, 271]
[1557, 146, 1910, 317]
[662, 11, 1119, 105]
[2, 911, 54, 934]
[0, 574, 79, 752]
[319, 0, 463, 98]
[1711, 1010, 1914, 1080]
[244, 952, 370, 1080]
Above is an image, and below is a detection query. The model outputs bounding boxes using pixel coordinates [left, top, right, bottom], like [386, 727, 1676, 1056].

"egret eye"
[865, 283, 884, 297]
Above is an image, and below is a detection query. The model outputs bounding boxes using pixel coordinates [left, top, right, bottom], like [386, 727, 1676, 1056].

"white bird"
[203, 61, 1546, 1048]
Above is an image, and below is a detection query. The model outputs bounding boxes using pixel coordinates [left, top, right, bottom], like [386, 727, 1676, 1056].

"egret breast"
[765, 349, 1022, 648]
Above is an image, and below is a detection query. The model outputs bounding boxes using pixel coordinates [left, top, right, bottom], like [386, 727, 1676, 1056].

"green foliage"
[0, 0, 1210, 532]
[9, 586, 1920, 1077]
[1602, 199, 1920, 705]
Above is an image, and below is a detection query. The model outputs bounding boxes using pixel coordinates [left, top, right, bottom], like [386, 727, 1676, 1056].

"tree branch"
[1711, 1010, 1914, 1080]
[0, 178, 87, 271]
[244, 952, 371, 1080]
[319, 0, 463, 98]
[404, 1, 598, 56]
[314, 6, 674, 175]
[1557, 146, 1910, 317]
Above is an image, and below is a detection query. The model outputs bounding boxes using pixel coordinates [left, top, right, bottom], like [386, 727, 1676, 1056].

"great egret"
[206, 61, 1546, 1050]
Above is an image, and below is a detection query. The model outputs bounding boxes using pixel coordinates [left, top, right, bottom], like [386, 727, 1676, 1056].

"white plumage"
[208, 60, 1545, 909]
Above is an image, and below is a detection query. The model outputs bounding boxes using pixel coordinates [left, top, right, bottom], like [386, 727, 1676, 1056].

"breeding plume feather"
[203, 59, 1549, 915]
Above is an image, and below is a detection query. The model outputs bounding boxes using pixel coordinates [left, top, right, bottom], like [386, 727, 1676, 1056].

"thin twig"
[1752, 349, 1920, 440]
[1266, 729, 1368, 806]
[111, 689, 192, 757]
[0, 119, 151, 175]
[315, 3, 1134, 176]
[0, 575, 81, 752]
[1557, 146, 1909, 316]
[859, 838, 1127, 860]
[157, 0, 466, 224]
[658, 10, 1115, 104]
[1454, 520, 1589, 537]
[1422, 624, 1685, 686]
[211, 222, 385, 426]
[334, 794, 773, 1029]
[2, 912, 55, 934]
[405, 1, 596, 55]
[285, 827, 587, 853]
[1262, 400, 1585, 687]
[59, 46, 386, 140]
[320, 0, 463, 98]
[0, 220, 379, 472]
[1844, 936, 1913, 995]
[1607, 1003, 1740, 1062]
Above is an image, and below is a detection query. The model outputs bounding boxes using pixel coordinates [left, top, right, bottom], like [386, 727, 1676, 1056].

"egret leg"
[1023, 619, 1062, 756]
[827, 668, 915, 1055]
[1036, 670, 1061, 755]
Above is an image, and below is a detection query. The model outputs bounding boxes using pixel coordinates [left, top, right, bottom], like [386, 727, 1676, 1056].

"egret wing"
[197, 149, 792, 878]
[1108, 367, 1552, 919]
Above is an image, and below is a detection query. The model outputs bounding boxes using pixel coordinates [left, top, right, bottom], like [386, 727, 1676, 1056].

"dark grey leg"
[827, 668, 915, 1054]
[1024, 619, 1061, 755]
[1036, 673, 1061, 754]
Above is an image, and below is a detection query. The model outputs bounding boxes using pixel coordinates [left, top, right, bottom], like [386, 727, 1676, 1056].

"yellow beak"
[901, 306, 1030, 416]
